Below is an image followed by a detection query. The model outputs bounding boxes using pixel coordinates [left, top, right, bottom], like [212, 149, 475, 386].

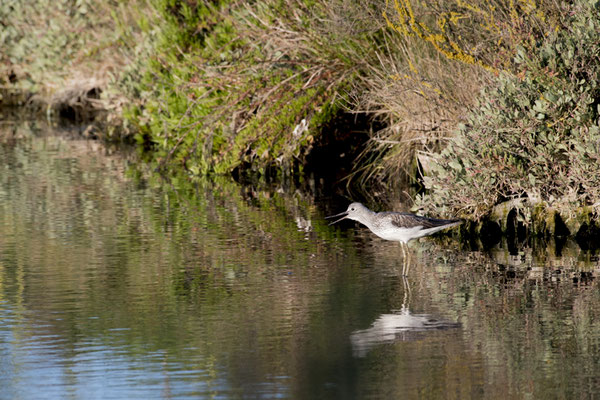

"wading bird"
[327, 202, 461, 275]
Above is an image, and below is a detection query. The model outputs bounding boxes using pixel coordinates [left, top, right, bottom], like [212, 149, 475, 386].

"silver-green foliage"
[1, 0, 96, 88]
[416, 0, 600, 219]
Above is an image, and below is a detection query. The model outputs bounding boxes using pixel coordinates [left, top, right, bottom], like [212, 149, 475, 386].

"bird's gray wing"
[387, 213, 460, 229]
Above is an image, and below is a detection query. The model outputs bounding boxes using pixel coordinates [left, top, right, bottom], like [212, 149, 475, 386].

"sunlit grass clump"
[352, 0, 568, 191]
[125, 0, 380, 178]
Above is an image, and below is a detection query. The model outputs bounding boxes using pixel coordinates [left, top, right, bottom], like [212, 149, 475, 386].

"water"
[1, 122, 600, 399]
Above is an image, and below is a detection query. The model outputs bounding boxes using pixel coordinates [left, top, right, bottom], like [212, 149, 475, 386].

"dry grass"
[350, 32, 490, 191]
[341, 0, 569, 197]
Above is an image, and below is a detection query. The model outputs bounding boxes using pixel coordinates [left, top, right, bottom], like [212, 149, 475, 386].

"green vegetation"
[414, 0, 600, 224]
[356, 0, 567, 189]
[0, 0, 153, 133]
[124, 0, 381, 177]
[2, 0, 600, 229]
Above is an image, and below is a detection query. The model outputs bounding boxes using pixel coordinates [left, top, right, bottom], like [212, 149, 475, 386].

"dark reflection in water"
[1, 121, 600, 399]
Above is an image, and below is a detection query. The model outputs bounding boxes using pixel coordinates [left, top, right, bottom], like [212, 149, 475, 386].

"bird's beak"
[325, 211, 348, 225]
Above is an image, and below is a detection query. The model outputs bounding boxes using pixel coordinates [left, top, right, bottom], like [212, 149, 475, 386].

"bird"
[326, 202, 461, 275]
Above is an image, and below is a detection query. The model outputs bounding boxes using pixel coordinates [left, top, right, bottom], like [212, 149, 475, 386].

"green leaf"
[448, 161, 462, 171]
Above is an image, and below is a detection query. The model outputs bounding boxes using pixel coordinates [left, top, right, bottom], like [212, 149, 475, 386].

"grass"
[352, 0, 569, 192]
[2, 0, 599, 229]
[123, 0, 376, 178]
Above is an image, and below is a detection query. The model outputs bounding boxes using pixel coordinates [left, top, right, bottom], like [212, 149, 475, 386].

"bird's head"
[326, 202, 369, 225]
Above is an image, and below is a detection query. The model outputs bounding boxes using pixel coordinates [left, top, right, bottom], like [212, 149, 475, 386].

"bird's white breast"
[370, 223, 424, 243]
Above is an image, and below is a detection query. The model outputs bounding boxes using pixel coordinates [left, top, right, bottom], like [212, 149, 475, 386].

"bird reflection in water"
[350, 277, 461, 357]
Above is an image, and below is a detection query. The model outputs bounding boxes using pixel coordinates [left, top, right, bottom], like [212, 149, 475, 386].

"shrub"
[352, 0, 568, 190]
[0, 0, 154, 130]
[415, 0, 600, 219]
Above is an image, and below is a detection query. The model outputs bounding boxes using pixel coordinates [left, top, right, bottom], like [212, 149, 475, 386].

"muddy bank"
[460, 198, 600, 251]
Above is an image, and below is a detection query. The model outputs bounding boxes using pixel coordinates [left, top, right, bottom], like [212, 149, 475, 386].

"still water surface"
[1, 122, 600, 399]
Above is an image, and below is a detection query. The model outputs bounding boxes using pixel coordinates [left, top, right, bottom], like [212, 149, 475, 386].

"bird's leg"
[405, 242, 411, 275]
[401, 275, 411, 313]
[400, 242, 407, 276]
[400, 242, 411, 276]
